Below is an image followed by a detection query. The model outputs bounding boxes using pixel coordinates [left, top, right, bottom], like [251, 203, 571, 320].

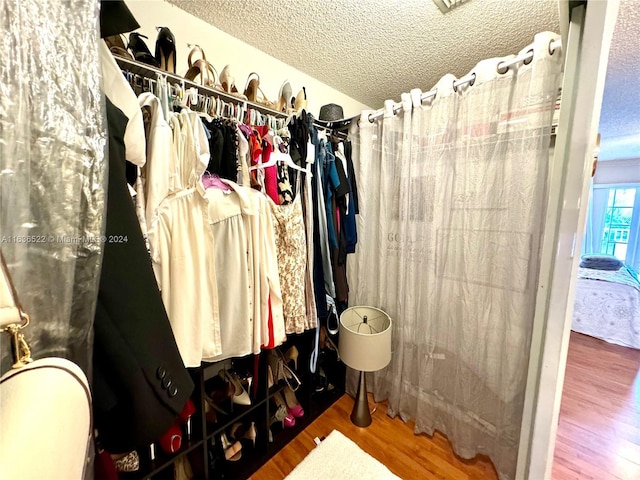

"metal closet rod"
[366, 38, 562, 123]
[114, 55, 290, 119]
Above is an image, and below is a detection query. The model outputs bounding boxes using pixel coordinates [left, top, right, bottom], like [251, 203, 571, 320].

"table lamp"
[339, 306, 392, 427]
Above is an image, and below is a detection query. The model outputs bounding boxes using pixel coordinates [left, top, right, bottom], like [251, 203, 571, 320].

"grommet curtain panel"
[348, 32, 563, 480]
[0, 0, 106, 374]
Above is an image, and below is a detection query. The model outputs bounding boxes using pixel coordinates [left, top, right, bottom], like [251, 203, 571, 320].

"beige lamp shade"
[339, 306, 392, 372]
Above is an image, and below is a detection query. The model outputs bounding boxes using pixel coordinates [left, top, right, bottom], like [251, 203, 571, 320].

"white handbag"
[0, 252, 93, 480]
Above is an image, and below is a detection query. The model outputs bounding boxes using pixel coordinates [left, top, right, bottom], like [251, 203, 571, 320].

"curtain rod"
[366, 38, 562, 123]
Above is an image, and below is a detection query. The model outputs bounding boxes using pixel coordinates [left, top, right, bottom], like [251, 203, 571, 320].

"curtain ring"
[469, 73, 476, 87]
[523, 49, 534, 65]
[368, 114, 375, 123]
[549, 39, 556, 55]
[497, 62, 509, 75]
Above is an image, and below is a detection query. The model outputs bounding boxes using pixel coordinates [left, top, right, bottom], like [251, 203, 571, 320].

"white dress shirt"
[98, 41, 146, 167]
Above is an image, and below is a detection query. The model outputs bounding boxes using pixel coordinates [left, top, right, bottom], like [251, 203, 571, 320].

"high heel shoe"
[219, 433, 242, 461]
[267, 350, 302, 391]
[128, 32, 160, 67]
[219, 369, 251, 406]
[220, 65, 247, 99]
[243, 72, 276, 109]
[283, 345, 299, 370]
[184, 45, 219, 89]
[155, 26, 176, 74]
[282, 385, 304, 418]
[276, 81, 292, 113]
[204, 398, 218, 424]
[272, 392, 295, 428]
[267, 364, 274, 389]
[294, 87, 307, 113]
[104, 34, 132, 60]
[229, 421, 257, 447]
[158, 422, 182, 454]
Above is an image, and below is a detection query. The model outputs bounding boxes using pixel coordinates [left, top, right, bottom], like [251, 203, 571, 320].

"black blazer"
[93, 99, 194, 453]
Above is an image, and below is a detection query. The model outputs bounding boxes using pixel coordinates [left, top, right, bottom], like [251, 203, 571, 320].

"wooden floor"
[552, 332, 640, 480]
[250, 332, 640, 480]
[249, 394, 498, 480]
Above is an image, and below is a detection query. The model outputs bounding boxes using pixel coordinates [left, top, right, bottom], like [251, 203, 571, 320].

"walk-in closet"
[1, 1, 635, 480]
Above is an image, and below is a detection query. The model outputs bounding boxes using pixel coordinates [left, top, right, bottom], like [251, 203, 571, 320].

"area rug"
[284, 430, 402, 480]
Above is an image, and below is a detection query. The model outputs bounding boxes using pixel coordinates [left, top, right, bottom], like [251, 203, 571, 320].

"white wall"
[594, 158, 640, 184]
[125, 0, 371, 118]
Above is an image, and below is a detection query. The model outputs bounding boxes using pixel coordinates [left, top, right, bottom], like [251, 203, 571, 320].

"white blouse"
[148, 111, 221, 367]
[203, 184, 253, 362]
[150, 183, 222, 367]
[203, 182, 286, 361]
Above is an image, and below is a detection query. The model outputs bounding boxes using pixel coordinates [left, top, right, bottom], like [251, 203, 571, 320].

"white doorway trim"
[516, 1, 620, 479]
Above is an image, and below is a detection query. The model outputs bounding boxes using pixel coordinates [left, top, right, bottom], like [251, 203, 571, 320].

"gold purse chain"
[1, 250, 33, 369]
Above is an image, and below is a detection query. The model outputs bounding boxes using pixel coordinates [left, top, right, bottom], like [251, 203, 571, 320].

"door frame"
[516, 1, 620, 478]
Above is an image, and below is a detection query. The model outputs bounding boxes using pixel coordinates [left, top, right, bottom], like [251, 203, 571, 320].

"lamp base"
[350, 371, 372, 427]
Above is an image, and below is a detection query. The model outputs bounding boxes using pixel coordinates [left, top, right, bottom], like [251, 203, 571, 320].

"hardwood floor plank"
[250, 394, 498, 480]
[250, 332, 639, 480]
[552, 332, 640, 480]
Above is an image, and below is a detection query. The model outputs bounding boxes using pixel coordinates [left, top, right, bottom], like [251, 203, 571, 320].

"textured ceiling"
[168, 0, 559, 108]
[598, 0, 640, 161]
[169, 0, 639, 160]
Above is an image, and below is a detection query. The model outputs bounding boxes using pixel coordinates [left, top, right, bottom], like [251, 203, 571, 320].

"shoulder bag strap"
[0, 251, 33, 368]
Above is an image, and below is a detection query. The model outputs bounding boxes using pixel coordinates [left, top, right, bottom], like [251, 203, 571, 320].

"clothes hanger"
[249, 136, 312, 176]
[202, 171, 231, 191]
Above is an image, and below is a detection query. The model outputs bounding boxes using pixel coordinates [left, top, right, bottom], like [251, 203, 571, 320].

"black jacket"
[93, 99, 194, 453]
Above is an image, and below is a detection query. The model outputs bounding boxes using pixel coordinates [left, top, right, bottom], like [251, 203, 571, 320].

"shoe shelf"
[121, 328, 344, 479]
[114, 56, 289, 119]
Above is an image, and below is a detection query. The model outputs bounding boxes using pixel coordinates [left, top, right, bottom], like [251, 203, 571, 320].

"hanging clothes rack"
[114, 56, 289, 120]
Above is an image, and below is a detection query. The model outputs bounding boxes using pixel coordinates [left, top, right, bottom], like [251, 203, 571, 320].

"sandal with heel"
[105, 34, 133, 60]
[184, 45, 220, 89]
[243, 72, 276, 109]
[267, 350, 301, 391]
[272, 392, 295, 428]
[282, 385, 304, 418]
[219, 432, 242, 461]
[128, 32, 159, 67]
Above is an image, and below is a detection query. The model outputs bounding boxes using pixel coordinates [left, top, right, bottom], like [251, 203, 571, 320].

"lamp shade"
[339, 306, 392, 372]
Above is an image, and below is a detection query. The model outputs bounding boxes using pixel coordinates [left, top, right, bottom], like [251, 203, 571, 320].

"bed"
[571, 263, 640, 349]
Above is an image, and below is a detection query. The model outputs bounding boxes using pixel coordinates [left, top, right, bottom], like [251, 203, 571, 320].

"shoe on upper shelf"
[128, 32, 159, 67]
[155, 26, 176, 74]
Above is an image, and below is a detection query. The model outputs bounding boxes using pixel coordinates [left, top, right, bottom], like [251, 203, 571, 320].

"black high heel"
[128, 32, 160, 67]
[155, 26, 176, 74]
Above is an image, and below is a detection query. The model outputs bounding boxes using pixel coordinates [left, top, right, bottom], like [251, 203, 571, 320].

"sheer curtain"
[626, 188, 640, 270]
[582, 185, 640, 271]
[583, 185, 609, 255]
[348, 32, 563, 480]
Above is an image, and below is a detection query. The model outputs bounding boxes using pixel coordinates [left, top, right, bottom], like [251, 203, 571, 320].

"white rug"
[284, 430, 402, 480]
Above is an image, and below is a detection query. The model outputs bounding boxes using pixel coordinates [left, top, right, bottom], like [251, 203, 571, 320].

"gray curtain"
[348, 32, 563, 480]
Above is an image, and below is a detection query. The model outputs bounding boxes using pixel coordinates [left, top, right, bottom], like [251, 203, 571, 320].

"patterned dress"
[268, 193, 308, 334]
